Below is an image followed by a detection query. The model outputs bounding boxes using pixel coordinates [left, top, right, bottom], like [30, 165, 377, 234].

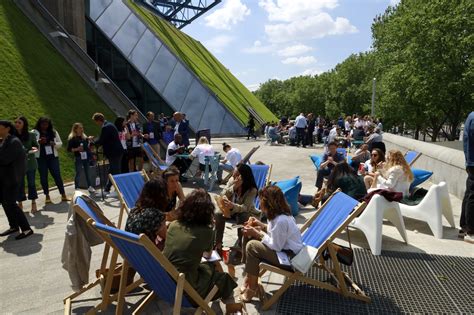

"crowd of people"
[1, 108, 472, 310]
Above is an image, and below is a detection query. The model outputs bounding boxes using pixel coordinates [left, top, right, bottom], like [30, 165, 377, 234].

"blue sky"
[182, 0, 399, 91]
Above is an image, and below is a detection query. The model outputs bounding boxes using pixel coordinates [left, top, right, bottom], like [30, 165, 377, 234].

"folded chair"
[259, 191, 370, 310]
[404, 150, 422, 166]
[350, 194, 408, 255]
[91, 222, 219, 315]
[65, 195, 143, 314]
[223, 146, 260, 183]
[309, 154, 322, 170]
[250, 164, 272, 209]
[399, 181, 455, 239]
[109, 171, 149, 227]
[142, 142, 168, 173]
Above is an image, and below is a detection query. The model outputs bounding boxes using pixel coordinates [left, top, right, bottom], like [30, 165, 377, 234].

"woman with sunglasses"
[362, 148, 385, 189]
[370, 149, 413, 197]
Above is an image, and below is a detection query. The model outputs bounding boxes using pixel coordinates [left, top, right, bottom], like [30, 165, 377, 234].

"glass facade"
[85, 17, 174, 117]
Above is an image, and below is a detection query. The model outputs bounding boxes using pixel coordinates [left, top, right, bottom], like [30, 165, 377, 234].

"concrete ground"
[0, 137, 471, 314]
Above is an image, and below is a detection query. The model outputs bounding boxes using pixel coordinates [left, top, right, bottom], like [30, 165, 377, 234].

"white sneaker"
[106, 191, 118, 198]
[88, 186, 96, 194]
[464, 234, 474, 244]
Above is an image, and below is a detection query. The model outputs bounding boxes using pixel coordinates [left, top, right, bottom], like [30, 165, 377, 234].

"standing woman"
[126, 110, 143, 172]
[67, 123, 95, 193]
[114, 117, 130, 174]
[33, 117, 69, 203]
[14, 116, 39, 213]
[0, 120, 33, 239]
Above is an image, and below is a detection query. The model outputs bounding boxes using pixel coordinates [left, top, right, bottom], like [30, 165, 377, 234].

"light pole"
[371, 77, 376, 117]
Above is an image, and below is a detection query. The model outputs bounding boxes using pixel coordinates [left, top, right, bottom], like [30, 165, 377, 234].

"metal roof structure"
[136, 0, 221, 29]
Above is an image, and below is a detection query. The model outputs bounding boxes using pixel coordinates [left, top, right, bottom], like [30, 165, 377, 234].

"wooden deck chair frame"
[223, 146, 260, 183]
[404, 150, 422, 166]
[89, 221, 219, 315]
[109, 170, 149, 228]
[258, 190, 370, 310]
[64, 196, 143, 315]
[142, 143, 167, 175]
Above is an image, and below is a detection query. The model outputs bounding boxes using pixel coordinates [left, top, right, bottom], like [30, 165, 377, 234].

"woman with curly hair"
[125, 178, 168, 249]
[370, 149, 413, 197]
[240, 185, 303, 302]
[163, 189, 237, 300]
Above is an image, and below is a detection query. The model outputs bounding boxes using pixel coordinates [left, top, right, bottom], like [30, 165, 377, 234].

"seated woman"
[320, 162, 367, 204]
[163, 189, 237, 300]
[217, 143, 242, 182]
[189, 136, 215, 176]
[214, 163, 259, 259]
[362, 148, 385, 189]
[125, 178, 168, 250]
[240, 185, 303, 302]
[370, 149, 413, 197]
[161, 166, 186, 221]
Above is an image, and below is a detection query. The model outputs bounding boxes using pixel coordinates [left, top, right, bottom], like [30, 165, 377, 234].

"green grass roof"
[127, 0, 277, 125]
[0, 1, 115, 183]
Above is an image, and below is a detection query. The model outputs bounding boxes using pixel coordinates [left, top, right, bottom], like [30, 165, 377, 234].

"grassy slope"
[0, 0, 115, 184]
[127, 0, 277, 125]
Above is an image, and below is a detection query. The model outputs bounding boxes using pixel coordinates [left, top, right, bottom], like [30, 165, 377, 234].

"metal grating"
[276, 249, 474, 314]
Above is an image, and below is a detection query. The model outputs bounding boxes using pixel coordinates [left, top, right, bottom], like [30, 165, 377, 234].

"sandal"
[239, 284, 265, 303]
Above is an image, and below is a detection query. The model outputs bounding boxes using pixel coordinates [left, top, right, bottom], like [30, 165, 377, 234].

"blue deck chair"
[65, 194, 143, 314]
[337, 147, 348, 159]
[250, 164, 271, 209]
[109, 171, 148, 227]
[142, 143, 168, 173]
[404, 150, 422, 166]
[410, 168, 433, 191]
[274, 176, 302, 216]
[91, 222, 219, 315]
[258, 191, 370, 310]
[309, 154, 322, 170]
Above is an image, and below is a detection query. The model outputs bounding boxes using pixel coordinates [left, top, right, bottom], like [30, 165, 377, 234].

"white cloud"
[300, 68, 323, 76]
[277, 44, 313, 57]
[204, 0, 250, 30]
[389, 0, 400, 6]
[204, 35, 234, 53]
[246, 83, 261, 92]
[281, 56, 317, 66]
[265, 13, 357, 43]
[242, 40, 276, 54]
[258, 0, 338, 22]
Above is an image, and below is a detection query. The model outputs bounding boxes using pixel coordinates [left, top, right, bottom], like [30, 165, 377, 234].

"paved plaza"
[0, 138, 472, 314]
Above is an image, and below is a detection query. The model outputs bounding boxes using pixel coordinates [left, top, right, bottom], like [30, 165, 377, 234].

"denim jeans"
[461, 166, 474, 234]
[37, 156, 65, 195]
[18, 169, 38, 201]
[217, 163, 234, 181]
[74, 157, 92, 188]
[105, 153, 123, 192]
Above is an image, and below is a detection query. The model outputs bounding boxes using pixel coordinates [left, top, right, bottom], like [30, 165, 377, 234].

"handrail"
[24, 0, 146, 122]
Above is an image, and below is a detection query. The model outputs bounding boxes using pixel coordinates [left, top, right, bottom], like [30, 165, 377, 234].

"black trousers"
[172, 157, 190, 177]
[105, 153, 123, 192]
[296, 128, 306, 147]
[461, 166, 474, 234]
[315, 168, 331, 189]
[1, 182, 31, 231]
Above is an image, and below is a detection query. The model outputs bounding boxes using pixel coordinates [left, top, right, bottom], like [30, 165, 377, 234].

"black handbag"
[322, 227, 354, 266]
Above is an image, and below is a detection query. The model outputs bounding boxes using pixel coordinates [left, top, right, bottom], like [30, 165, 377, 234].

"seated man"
[165, 133, 190, 181]
[315, 141, 345, 190]
[217, 143, 242, 182]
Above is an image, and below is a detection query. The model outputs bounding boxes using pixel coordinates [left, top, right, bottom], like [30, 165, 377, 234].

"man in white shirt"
[294, 113, 307, 148]
[165, 133, 189, 181]
[217, 143, 242, 182]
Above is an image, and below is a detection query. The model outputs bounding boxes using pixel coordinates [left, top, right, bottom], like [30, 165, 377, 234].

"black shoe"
[15, 230, 33, 240]
[0, 228, 19, 236]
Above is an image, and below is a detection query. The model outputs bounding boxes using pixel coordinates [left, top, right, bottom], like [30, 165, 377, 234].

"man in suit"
[173, 112, 189, 147]
[91, 113, 124, 197]
[143, 111, 162, 156]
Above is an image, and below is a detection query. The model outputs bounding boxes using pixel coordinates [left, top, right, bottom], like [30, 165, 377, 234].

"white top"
[262, 214, 303, 254]
[225, 148, 242, 168]
[327, 127, 337, 144]
[166, 141, 179, 165]
[294, 115, 307, 128]
[191, 144, 214, 164]
[345, 120, 351, 131]
[364, 160, 375, 173]
[376, 166, 411, 197]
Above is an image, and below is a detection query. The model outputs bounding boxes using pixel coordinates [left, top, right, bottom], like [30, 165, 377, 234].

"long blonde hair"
[385, 150, 413, 181]
[68, 123, 87, 140]
[198, 136, 209, 145]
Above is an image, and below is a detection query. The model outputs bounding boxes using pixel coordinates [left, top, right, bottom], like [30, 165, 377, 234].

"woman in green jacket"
[163, 189, 237, 301]
[15, 117, 39, 213]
